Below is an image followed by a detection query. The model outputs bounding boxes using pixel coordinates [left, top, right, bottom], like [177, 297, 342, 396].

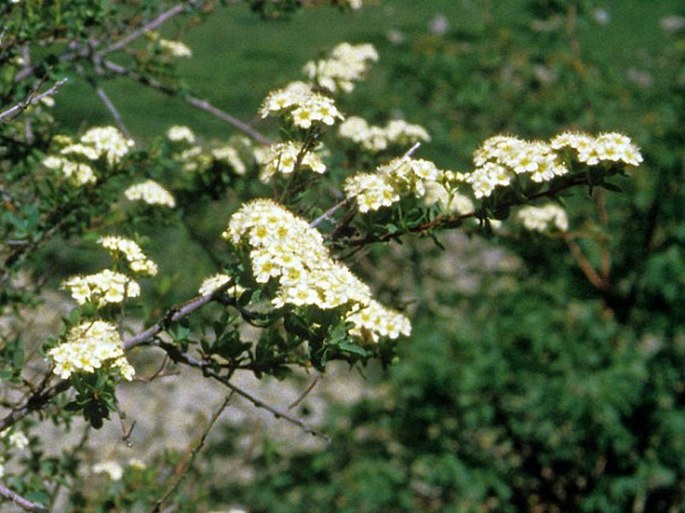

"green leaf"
[338, 341, 370, 357]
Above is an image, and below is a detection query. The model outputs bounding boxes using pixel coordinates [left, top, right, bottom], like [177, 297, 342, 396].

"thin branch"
[0, 379, 70, 432]
[0, 483, 48, 513]
[98, 2, 197, 57]
[151, 339, 329, 440]
[0, 78, 68, 124]
[1, 284, 234, 431]
[94, 85, 131, 138]
[150, 393, 233, 513]
[101, 59, 273, 146]
[310, 198, 351, 228]
[123, 281, 233, 350]
[563, 233, 608, 291]
[594, 188, 612, 280]
[288, 373, 322, 410]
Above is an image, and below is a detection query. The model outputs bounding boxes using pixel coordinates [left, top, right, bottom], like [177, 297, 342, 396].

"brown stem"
[0, 78, 68, 124]
[563, 233, 608, 291]
[149, 393, 233, 513]
[0, 484, 48, 513]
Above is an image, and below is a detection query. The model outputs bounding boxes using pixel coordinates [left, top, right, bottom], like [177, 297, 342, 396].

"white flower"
[517, 204, 569, 232]
[93, 461, 124, 481]
[159, 39, 192, 57]
[167, 125, 196, 144]
[125, 180, 176, 208]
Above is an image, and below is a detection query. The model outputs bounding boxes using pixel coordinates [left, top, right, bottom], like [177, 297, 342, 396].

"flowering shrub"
[0, 1, 680, 512]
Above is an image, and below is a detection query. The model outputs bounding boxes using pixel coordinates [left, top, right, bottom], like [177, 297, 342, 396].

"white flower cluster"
[467, 136, 569, 198]
[256, 141, 327, 182]
[0, 428, 29, 478]
[48, 321, 134, 380]
[516, 204, 569, 232]
[167, 125, 196, 144]
[198, 273, 245, 298]
[223, 200, 410, 342]
[344, 157, 444, 213]
[1, 429, 29, 450]
[423, 182, 475, 215]
[42, 156, 96, 186]
[62, 270, 140, 308]
[98, 236, 158, 276]
[550, 131, 643, 166]
[302, 42, 378, 93]
[346, 300, 412, 342]
[125, 179, 176, 208]
[464, 132, 642, 199]
[338, 116, 430, 153]
[42, 126, 133, 186]
[212, 145, 247, 175]
[78, 126, 134, 165]
[159, 39, 192, 58]
[259, 81, 343, 129]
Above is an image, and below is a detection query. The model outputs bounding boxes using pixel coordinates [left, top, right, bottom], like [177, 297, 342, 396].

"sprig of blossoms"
[344, 157, 445, 213]
[76, 126, 134, 165]
[550, 131, 643, 166]
[98, 236, 158, 276]
[259, 81, 343, 129]
[339, 116, 430, 152]
[42, 156, 96, 186]
[345, 300, 411, 343]
[463, 132, 643, 199]
[516, 204, 569, 232]
[62, 270, 140, 308]
[255, 141, 327, 182]
[124, 179, 176, 208]
[48, 321, 134, 380]
[468, 136, 569, 198]
[222, 199, 410, 342]
[302, 42, 378, 93]
[42, 126, 132, 186]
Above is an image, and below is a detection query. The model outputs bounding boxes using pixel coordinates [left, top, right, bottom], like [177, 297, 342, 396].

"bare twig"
[594, 188, 612, 280]
[0, 483, 48, 513]
[94, 85, 131, 138]
[98, 2, 198, 57]
[116, 406, 136, 446]
[101, 59, 273, 145]
[151, 339, 329, 440]
[123, 281, 234, 350]
[149, 393, 234, 513]
[563, 233, 608, 291]
[0, 78, 68, 123]
[310, 198, 352, 228]
[0, 379, 70, 432]
[288, 373, 322, 410]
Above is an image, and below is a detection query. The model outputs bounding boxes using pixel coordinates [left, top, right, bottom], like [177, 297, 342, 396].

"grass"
[53, 0, 681, 143]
